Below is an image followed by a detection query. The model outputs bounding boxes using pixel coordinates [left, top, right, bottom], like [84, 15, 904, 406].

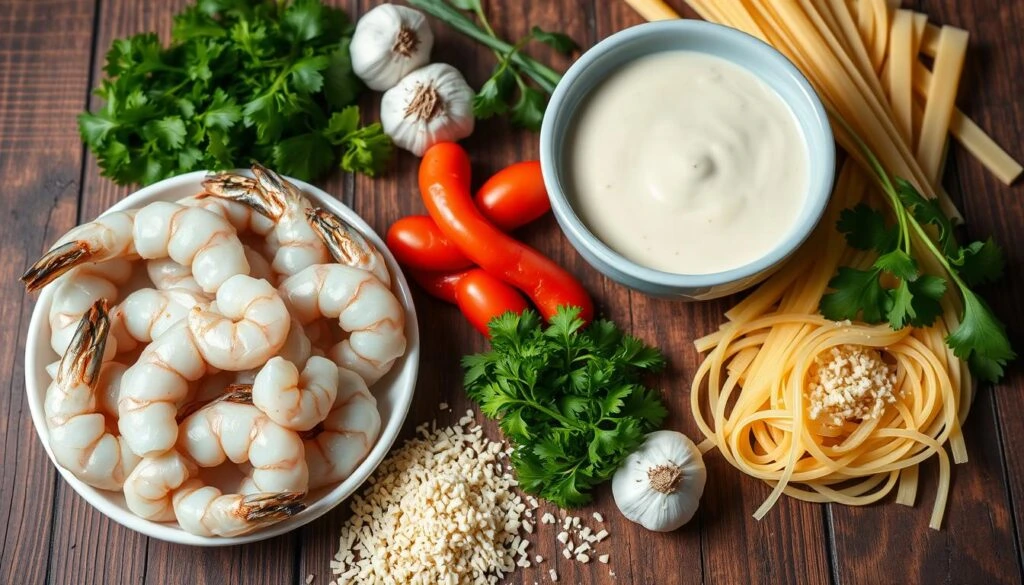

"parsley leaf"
[462, 306, 667, 508]
[79, 0, 390, 185]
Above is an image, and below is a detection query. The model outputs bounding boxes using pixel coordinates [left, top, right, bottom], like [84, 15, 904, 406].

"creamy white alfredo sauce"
[567, 50, 809, 275]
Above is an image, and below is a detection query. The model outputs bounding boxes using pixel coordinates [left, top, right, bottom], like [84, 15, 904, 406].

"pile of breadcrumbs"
[327, 412, 614, 584]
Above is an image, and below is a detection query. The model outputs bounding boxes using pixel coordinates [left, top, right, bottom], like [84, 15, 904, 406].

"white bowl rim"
[23, 169, 420, 546]
[540, 19, 836, 289]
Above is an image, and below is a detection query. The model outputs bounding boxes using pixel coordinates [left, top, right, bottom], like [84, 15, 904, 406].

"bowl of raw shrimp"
[23, 168, 420, 546]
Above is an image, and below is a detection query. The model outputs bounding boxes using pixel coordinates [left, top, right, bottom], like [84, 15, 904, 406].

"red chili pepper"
[419, 142, 593, 322]
[388, 162, 550, 272]
[387, 216, 474, 272]
[474, 160, 550, 231]
[407, 269, 466, 304]
[454, 269, 530, 336]
[408, 268, 529, 336]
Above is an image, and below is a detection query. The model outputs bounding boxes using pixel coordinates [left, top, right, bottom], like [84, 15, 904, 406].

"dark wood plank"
[45, 1, 180, 583]
[821, 1, 1024, 584]
[923, 0, 1024, 576]
[0, 1, 97, 584]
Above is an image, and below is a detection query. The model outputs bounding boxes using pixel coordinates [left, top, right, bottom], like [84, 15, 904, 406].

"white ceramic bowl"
[541, 20, 835, 300]
[23, 170, 420, 546]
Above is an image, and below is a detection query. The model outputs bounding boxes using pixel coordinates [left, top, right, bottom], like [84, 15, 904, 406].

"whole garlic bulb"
[612, 430, 707, 532]
[380, 63, 475, 157]
[351, 4, 434, 92]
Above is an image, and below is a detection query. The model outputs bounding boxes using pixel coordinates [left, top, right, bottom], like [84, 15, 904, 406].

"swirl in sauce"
[567, 50, 809, 275]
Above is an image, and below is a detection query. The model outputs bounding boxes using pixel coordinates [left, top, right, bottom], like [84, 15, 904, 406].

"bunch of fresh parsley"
[819, 144, 1014, 382]
[78, 0, 392, 186]
[462, 307, 668, 508]
[408, 0, 577, 131]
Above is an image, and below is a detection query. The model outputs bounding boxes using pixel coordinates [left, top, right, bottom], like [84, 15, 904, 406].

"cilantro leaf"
[820, 267, 887, 323]
[289, 54, 330, 93]
[946, 290, 1016, 383]
[873, 249, 918, 281]
[473, 67, 514, 119]
[837, 204, 898, 252]
[905, 275, 946, 326]
[271, 131, 335, 181]
[529, 26, 579, 54]
[323, 107, 392, 176]
[509, 86, 546, 131]
[464, 306, 667, 508]
[953, 238, 1005, 286]
[824, 150, 1012, 381]
[79, 0, 387, 186]
[895, 178, 957, 256]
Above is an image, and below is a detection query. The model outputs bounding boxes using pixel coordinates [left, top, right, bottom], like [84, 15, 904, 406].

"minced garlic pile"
[330, 416, 532, 584]
[807, 344, 899, 426]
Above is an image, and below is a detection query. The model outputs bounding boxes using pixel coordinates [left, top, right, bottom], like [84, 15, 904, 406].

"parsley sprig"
[819, 137, 1014, 382]
[408, 0, 577, 131]
[78, 0, 391, 186]
[462, 307, 668, 508]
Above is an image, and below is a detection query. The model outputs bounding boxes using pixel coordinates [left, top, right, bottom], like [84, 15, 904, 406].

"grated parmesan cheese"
[331, 418, 530, 584]
[807, 344, 899, 426]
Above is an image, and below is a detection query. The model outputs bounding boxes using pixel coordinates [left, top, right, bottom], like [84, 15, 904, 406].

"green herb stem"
[407, 0, 561, 93]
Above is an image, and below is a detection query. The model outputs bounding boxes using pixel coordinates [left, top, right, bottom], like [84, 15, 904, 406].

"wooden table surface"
[2, 0, 1023, 583]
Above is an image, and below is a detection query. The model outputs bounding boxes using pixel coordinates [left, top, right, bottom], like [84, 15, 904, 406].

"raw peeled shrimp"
[178, 191, 274, 237]
[133, 201, 250, 293]
[187, 274, 290, 371]
[173, 480, 305, 537]
[145, 245, 271, 292]
[279, 264, 406, 386]
[46, 258, 132, 356]
[306, 207, 391, 287]
[22, 202, 249, 295]
[146, 258, 203, 293]
[21, 211, 136, 292]
[123, 450, 196, 521]
[251, 356, 337, 431]
[203, 163, 329, 277]
[177, 388, 308, 494]
[123, 449, 305, 536]
[44, 300, 140, 490]
[118, 320, 213, 458]
[304, 367, 380, 490]
[244, 245, 275, 284]
[110, 287, 210, 354]
[47, 359, 125, 421]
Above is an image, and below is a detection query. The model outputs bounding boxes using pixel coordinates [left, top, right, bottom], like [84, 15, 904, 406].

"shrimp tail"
[222, 384, 254, 403]
[241, 491, 307, 522]
[202, 174, 285, 221]
[57, 299, 110, 387]
[175, 384, 254, 423]
[21, 241, 95, 291]
[305, 208, 374, 267]
[251, 162, 303, 208]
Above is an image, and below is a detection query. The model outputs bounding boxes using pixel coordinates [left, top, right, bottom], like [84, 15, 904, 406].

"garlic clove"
[351, 4, 434, 92]
[380, 63, 475, 157]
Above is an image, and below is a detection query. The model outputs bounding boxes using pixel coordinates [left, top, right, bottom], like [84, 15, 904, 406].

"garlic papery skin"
[351, 4, 434, 92]
[380, 63, 475, 157]
[612, 430, 707, 532]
